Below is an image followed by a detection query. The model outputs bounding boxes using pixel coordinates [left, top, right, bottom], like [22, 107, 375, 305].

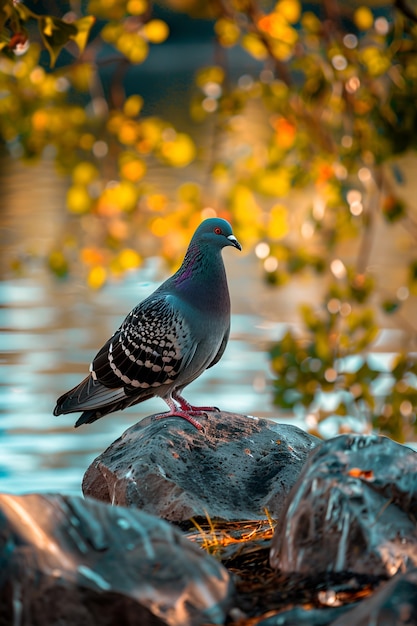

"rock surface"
[254, 569, 417, 625]
[329, 567, 417, 625]
[256, 605, 356, 625]
[0, 493, 233, 626]
[270, 434, 417, 577]
[82, 411, 319, 522]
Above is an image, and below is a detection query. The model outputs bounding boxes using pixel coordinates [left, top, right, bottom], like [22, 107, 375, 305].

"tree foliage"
[2, 0, 417, 441]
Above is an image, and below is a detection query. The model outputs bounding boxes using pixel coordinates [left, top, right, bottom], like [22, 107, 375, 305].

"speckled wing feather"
[91, 295, 196, 393]
[54, 295, 197, 417]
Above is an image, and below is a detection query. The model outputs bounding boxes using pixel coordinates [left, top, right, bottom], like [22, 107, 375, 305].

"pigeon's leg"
[172, 390, 220, 414]
[153, 396, 204, 430]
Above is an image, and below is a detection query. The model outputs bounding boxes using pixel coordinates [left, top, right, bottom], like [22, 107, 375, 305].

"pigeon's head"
[192, 218, 242, 252]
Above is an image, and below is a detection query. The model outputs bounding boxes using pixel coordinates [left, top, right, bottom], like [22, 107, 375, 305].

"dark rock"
[256, 604, 357, 625]
[255, 570, 417, 625]
[82, 411, 319, 522]
[0, 493, 233, 626]
[270, 434, 417, 577]
[328, 567, 417, 625]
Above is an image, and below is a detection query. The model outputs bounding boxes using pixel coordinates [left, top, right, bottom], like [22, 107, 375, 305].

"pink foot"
[172, 392, 220, 413]
[153, 409, 204, 431]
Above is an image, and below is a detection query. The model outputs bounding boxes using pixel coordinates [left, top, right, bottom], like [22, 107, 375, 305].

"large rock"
[82, 411, 318, 522]
[0, 493, 233, 626]
[270, 434, 417, 577]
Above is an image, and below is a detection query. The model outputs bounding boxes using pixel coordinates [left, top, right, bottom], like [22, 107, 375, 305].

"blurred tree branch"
[394, 0, 417, 23]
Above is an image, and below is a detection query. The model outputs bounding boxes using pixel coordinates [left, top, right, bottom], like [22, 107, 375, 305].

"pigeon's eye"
[214, 227, 222, 235]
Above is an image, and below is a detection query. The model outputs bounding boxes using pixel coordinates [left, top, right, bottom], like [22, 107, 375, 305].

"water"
[0, 156, 295, 496]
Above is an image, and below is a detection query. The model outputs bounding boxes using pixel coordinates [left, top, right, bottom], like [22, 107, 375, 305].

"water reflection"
[0, 269, 283, 494]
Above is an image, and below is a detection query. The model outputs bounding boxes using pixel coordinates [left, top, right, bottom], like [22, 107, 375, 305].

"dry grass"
[184, 514, 381, 623]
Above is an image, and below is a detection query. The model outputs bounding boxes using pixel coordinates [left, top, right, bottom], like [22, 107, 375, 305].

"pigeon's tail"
[53, 375, 127, 427]
[54, 375, 155, 427]
[74, 402, 124, 427]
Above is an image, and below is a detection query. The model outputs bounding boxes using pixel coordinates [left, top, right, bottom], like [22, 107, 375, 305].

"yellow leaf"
[69, 63, 94, 91]
[146, 193, 168, 212]
[269, 204, 289, 239]
[242, 33, 268, 60]
[160, 133, 196, 167]
[214, 18, 240, 47]
[257, 169, 291, 196]
[354, 6, 374, 30]
[79, 133, 95, 150]
[123, 94, 144, 118]
[69, 106, 87, 125]
[276, 0, 301, 24]
[107, 111, 124, 134]
[136, 117, 164, 152]
[119, 181, 139, 211]
[88, 0, 125, 19]
[142, 19, 169, 44]
[98, 181, 138, 213]
[116, 32, 148, 63]
[272, 116, 296, 149]
[101, 22, 123, 43]
[120, 156, 146, 182]
[127, 0, 148, 15]
[81, 247, 106, 265]
[72, 161, 99, 185]
[361, 46, 390, 76]
[67, 185, 92, 214]
[271, 40, 294, 61]
[259, 12, 297, 43]
[151, 216, 170, 237]
[178, 182, 201, 202]
[301, 11, 321, 33]
[118, 120, 139, 145]
[118, 248, 142, 270]
[32, 110, 49, 131]
[229, 186, 262, 243]
[88, 266, 107, 290]
[108, 219, 128, 240]
[196, 66, 225, 87]
[43, 16, 54, 37]
[70, 16, 96, 54]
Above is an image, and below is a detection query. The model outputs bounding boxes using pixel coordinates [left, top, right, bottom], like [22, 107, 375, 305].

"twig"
[394, 0, 417, 23]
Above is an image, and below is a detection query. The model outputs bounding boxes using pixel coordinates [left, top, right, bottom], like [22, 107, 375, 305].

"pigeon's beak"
[227, 234, 242, 251]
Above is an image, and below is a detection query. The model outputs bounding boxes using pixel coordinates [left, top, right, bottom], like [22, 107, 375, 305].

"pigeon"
[54, 217, 241, 430]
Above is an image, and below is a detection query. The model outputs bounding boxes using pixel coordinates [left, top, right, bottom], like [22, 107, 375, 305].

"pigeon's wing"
[54, 295, 197, 417]
[92, 295, 197, 392]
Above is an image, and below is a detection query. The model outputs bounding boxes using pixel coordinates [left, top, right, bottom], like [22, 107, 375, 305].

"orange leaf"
[348, 468, 374, 480]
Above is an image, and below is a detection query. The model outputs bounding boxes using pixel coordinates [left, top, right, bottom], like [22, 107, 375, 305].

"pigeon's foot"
[153, 409, 205, 431]
[172, 392, 220, 414]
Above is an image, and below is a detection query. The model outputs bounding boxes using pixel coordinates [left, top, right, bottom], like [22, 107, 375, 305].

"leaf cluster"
[0, 1, 95, 66]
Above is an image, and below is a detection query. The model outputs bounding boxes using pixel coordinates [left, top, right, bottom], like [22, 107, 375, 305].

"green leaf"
[39, 16, 77, 67]
[14, 4, 39, 21]
[0, 2, 14, 32]
[300, 303, 322, 331]
[382, 299, 400, 314]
